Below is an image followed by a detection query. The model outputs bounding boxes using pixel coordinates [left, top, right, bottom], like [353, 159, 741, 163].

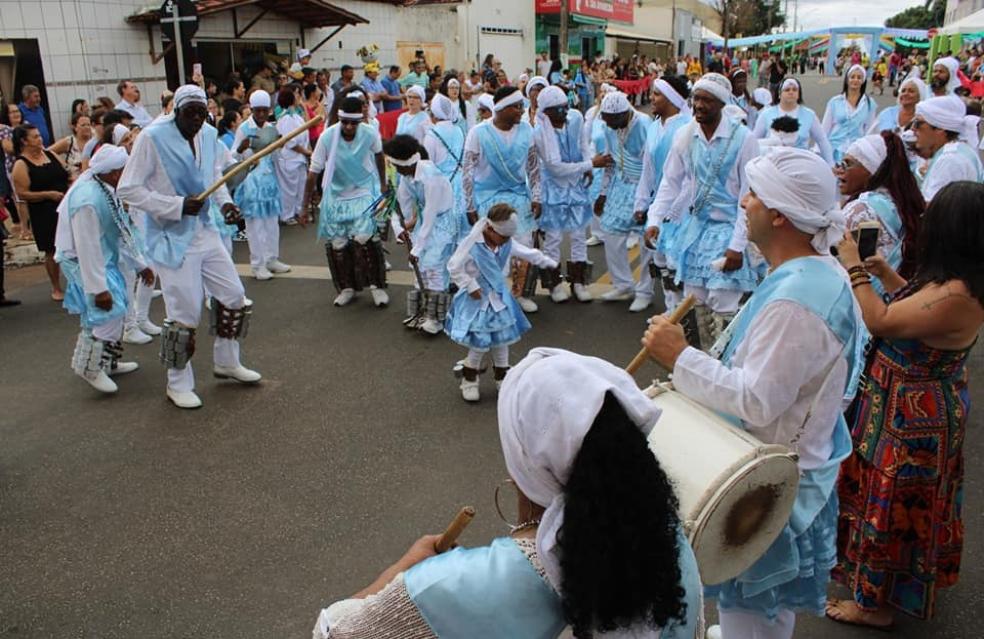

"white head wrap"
[845, 134, 888, 175]
[296, 48, 311, 61]
[915, 95, 967, 133]
[111, 124, 130, 146]
[89, 143, 129, 175]
[477, 93, 495, 112]
[493, 90, 525, 112]
[962, 114, 981, 146]
[337, 95, 365, 122]
[536, 85, 568, 111]
[447, 77, 461, 90]
[533, 86, 570, 171]
[653, 78, 689, 114]
[249, 90, 271, 109]
[600, 91, 632, 114]
[406, 85, 427, 107]
[173, 84, 207, 109]
[899, 76, 929, 102]
[347, 90, 377, 120]
[745, 147, 845, 253]
[525, 75, 548, 97]
[518, 73, 530, 84]
[54, 144, 130, 258]
[498, 348, 661, 597]
[386, 152, 420, 167]
[933, 56, 961, 94]
[692, 72, 732, 104]
[753, 87, 773, 107]
[780, 77, 801, 94]
[429, 93, 459, 122]
[489, 213, 518, 237]
[845, 64, 867, 82]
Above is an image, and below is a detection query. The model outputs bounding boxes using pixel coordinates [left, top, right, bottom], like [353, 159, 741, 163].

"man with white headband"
[594, 90, 655, 312]
[311, 349, 701, 638]
[232, 90, 288, 281]
[913, 95, 984, 202]
[424, 93, 467, 241]
[532, 85, 610, 304]
[643, 147, 865, 639]
[462, 85, 542, 313]
[301, 96, 390, 308]
[930, 56, 962, 97]
[119, 84, 260, 409]
[635, 75, 693, 312]
[55, 144, 147, 394]
[646, 72, 760, 347]
[475, 93, 494, 122]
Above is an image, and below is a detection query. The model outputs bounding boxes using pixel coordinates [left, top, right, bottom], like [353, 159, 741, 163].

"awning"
[940, 8, 984, 35]
[573, 14, 608, 27]
[605, 26, 670, 44]
[126, 0, 369, 28]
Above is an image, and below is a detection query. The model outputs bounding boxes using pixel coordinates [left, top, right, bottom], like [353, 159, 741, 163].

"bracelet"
[847, 265, 867, 278]
[850, 272, 870, 282]
[851, 279, 871, 289]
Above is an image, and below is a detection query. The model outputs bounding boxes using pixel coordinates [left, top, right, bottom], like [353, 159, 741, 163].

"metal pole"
[172, 0, 186, 85]
[559, 0, 569, 63]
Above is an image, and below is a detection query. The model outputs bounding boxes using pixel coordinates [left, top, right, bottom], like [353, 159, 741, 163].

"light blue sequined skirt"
[445, 291, 532, 351]
[600, 176, 643, 235]
[317, 193, 379, 240]
[234, 165, 281, 219]
[60, 259, 128, 329]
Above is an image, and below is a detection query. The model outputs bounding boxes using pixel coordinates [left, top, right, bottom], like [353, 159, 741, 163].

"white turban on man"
[174, 84, 207, 109]
[916, 95, 967, 133]
[933, 56, 961, 94]
[692, 73, 732, 104]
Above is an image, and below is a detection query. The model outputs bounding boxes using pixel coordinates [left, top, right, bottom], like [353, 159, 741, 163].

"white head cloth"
[534, 86, 570, 167]
[525, 75, 548, 97]
[753, 87, 773, 107]
[347, 90, 377, 120]
[89, 143, 129, 175]
[406, 85, 427, 107]
[296, 48, 311, 61]
[745, 147, 845, 253]
[536, 85, 568, 111]
[599, 82, 617, 96]
[447, 77, 460, 90]
[780, 77, 801, 94]
[477, 94, 495, 112]
[249, 90, 271, 109]
[429, 93, 459, 122]
[653, 78, 689, 115]
[54, 144, 129, 257]
[174, 84, 207, 109]
[915, 95, 966, 133]
[498, 348, 661, 608]
[962, 114, 981, 146]
[452, 214, 518, 271]
[600, 91, 631, 114]
[933, 56, 961, 94]
[899, 76, 929, 102]
[386, 152, 420, 167]
[845, 64, 867, 81]
[493, 90, 525, 112]
[845, 134, 887, 175]
[518, 73, 530, 84]
[111, 124, 130, 145]
[692, 73, 732, 104]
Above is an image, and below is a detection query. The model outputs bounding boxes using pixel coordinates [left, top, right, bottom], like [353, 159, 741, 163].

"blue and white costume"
[275, 106, 310, 223]
[869, 77, 928, 135]
[821, 92, 878, 164]
[423, 95, 467, 240]
[396, 86, 431, 145]
[753, 80, 834, 166]
[395, 159, 457, 290]
[915, 95, 984, 202]
[232, 95, 284, 277]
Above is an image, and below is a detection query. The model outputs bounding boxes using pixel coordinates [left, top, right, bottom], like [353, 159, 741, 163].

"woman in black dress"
[11, 123, 69, 301]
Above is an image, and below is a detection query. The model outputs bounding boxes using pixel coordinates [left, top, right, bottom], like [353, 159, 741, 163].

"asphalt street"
[1, 73, 981, 638]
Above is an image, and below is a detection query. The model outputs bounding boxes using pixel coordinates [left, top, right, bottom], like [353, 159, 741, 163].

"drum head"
[688, 453, 800, 585]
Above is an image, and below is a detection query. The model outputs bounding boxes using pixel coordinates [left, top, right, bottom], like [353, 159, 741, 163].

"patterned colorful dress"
[834, 323, 972, 619]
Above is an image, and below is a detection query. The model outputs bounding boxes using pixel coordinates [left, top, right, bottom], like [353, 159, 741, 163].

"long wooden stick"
[193, 114, 324, 201]
[625, 295, 698, 375]
[434, 506, 476, 553]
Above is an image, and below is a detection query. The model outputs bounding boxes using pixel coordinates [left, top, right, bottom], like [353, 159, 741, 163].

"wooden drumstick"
[625, 295, 698, 375]
[434, 506, 476, 553]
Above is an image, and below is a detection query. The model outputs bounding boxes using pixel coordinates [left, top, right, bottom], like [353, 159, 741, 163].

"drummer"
[313, 348, 703, 638]
[642, 147, 865, 639]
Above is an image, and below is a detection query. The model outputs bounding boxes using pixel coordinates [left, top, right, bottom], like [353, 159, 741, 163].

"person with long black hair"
[822, 65, 878, 164]
[312, 348, 701, 638]
[829, 181, 984, 629]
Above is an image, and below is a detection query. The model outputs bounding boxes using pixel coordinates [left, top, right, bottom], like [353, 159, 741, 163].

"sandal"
[825, 598, 894, 632]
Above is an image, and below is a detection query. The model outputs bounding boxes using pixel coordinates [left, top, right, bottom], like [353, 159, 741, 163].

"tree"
[710, 0, 786, 47]
[885, 0, 945, 29]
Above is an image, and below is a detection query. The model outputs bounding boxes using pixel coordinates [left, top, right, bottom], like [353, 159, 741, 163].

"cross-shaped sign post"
[160, 0, 199, 86]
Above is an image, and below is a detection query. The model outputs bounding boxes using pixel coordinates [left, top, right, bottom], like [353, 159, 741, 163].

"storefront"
[534, 0, 635, 65]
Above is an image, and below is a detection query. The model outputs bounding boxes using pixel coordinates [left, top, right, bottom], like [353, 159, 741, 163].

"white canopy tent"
[941, 8, 984, 35]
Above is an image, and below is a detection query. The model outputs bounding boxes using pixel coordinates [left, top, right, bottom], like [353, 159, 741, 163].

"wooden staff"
[625, 295, 698, 375]
[434, 506, 476, 553]
[193, 114, 325, 202]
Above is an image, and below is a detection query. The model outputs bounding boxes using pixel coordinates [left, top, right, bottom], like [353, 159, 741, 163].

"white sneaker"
[138, 319, 162, 336]
[252, 266, 273, 281]
[167, 387, 203, 409]
[629, 295, 652, 313]
[705, 625, 722, 639]
[123, 327, 152, 345]
[334, 288, 356, 306]
[385, 260, 392, 271]
[213, 365, 262, 384]
[585, 235, 603, 246]
[109, 361, 139, 376]
[573, 283, 593, 302]
[600, 287, 633, 302]
[460, 378, 480, 402]
[421, 318, 443, 335]
[266, 258, 291, 274]
[627, 235, 639, 249]
[80, 370, 118, 394]
[550, 283, 571, 303]
[517, 296, 539, 313]
[370, 286, 389, 307]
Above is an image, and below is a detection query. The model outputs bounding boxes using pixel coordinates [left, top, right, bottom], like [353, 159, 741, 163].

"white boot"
[80, 370, 118, 394]
[629, 295, 652, 313]
[600, 287, 633, 302]
[138, 319, 162, 336]
[573, 283, 593, 302]
[252, 266, 273, 281]
[421, 318, 443, 335]
[213, 365, 262, 384]
[517, 296, 539, 313]
[167, 387, 202, 409]
[123, 326, 152, 345]
[705, 625, 722, 639]
[460, 377, 480, 402]
[550, 283, 571, 303]
[585, 234, 603, 246]
[370, 286, 389, 307]
[266, 258, 291, 274]
[334, 288, 356, 306]
[108, 361, 139, 376]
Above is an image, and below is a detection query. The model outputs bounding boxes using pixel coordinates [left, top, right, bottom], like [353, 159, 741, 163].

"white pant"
[466, 345, 508, 367]
[542, 226, 588, 263]
[276, 158, 307, 222]
[719, 608, 795, 639]
[246, 216, 280, 270]
[417, 268, 445, 291]
[154, 230, 246, 393]
[684, 284, 743, 314]
[123, 267, 154, 331]
[603, 230, 653, 298]
[92, 316, 125, 342]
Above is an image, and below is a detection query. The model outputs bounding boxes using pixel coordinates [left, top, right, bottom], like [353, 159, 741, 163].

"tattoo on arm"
[921, 288, 974, 311]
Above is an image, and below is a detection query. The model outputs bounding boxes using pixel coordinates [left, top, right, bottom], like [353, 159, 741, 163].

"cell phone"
[193, 63, 202, 77]
[853, 221, 880, 260]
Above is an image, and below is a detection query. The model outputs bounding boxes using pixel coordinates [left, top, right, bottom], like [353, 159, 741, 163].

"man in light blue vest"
[118, 85, 261, 410]
[642, 147, 865, 639]
[912, 94, 984, 203]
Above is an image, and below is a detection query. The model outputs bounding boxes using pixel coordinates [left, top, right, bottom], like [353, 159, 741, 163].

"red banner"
[535, 0, 633, 24]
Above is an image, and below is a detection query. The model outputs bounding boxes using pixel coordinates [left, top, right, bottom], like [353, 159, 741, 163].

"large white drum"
[644, 383, 800, 585]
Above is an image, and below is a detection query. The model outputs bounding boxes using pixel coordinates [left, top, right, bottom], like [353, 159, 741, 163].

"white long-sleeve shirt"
[71, 207, 109, 294]
[646, 118, 759, 253]
[633, 113, 688, 212]
[423, 122, 460, 167]
[752, 105, 834, 165]
[921, 141, 984, 203]
[531, 117, 593, 187]
[461, 124, 540, 211]
[672, 258, 851, 469]
[394, 161, 454, 258]
[448, 240, 555, 312]
[115, 99, 153, 129]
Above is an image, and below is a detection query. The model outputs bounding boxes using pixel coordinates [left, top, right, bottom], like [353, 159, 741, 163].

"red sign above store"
[535, 0, 634, 24]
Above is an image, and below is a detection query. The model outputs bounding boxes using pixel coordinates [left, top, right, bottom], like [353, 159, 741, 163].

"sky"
[791, 0, 918, 31]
